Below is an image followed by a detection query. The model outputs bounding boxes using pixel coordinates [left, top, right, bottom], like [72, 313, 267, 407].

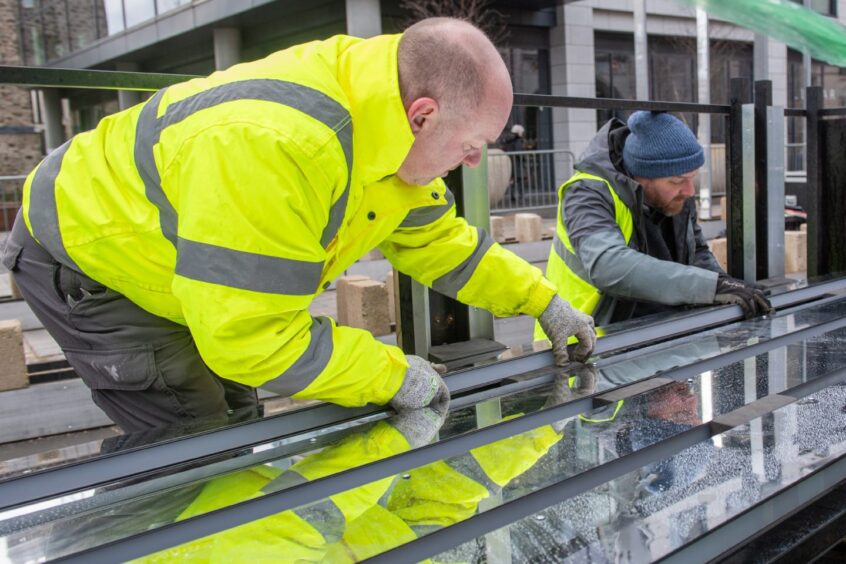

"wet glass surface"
[3, 296, 846, 562]
[435, 382, 846, 564]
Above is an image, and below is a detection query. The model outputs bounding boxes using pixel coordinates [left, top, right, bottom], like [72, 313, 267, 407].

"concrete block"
[386, 270, 396, 325]
[785, 230, 807, 273]
[719, 197, 726, 219]
[9, 273, 22, 300]
[515, 213, 543, 243]
[800, 223, 807, 232]
[0, 319, 27, 391]
[335, 275, 370, 326]
[342, 279, 391, 336]
[709, 237, 728, 272]
[489, 216, 507, 243]
[361, 247, 384, 261]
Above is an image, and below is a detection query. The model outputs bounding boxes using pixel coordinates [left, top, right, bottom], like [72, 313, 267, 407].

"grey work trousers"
[2, 213, 258, 433]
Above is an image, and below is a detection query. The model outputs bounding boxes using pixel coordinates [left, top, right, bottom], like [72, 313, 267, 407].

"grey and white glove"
[713, 273, 774, 319]
[390, 407, 447, 448]
[538, 295, 597, 365]
[390, 355, 450, 415]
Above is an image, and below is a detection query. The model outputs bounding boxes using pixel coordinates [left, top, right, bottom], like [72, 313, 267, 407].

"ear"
[406, 97, 439, 134]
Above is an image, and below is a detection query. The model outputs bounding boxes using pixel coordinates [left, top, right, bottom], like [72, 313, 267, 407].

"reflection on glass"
[4, 299, 846, 562]
[156, 0, 190, 16]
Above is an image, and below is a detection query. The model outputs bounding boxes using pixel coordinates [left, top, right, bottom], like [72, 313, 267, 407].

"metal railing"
[487, 148, 575, 213]
[0, 176, 25, 235]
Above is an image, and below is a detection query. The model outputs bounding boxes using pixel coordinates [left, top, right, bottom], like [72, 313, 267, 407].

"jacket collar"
[338, 34, 415, 187]
[575, 118, 641, 214]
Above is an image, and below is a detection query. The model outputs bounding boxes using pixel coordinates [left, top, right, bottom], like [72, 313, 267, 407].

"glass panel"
[65, 0, 99, 52]
[123, 0, 155, 28]
[3, 300, 846, 561]
[18, 0, 46, 65]
[435, 382, 846, 563]
[102, 0, 125, 35]
[41, 0, 71, 61]
[155, 0, 190, 15]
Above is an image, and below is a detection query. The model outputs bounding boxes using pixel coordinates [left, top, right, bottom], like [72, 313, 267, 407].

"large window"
[17, 0, 193, 64]
[499, 47, 553, 150]
[594, 32, 752, 143]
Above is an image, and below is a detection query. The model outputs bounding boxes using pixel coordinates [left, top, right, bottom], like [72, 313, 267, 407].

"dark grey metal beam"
[0, 65, 197, 91]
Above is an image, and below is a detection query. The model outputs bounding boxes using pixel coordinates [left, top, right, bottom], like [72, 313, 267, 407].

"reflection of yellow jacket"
[23, 33, 556, 406]
[139, 419, 561, 563]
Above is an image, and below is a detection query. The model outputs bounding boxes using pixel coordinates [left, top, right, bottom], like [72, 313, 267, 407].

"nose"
[462, 148, 482, 168]
[680, 178, 696, 198]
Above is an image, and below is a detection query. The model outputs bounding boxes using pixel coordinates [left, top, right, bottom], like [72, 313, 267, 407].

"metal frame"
[47, 295, 846, 562]
[2, 278, 845, 513]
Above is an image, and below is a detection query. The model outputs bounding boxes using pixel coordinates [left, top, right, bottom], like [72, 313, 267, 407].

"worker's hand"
[538, 295, 596, 365]
[390, 407, 447, 448]
[713, 273, 774, 319]
[542, 363, 599, 433]
[390, 355, 450, 415]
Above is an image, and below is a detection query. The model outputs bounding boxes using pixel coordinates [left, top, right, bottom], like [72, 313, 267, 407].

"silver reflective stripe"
[136, 79, 354, 250]
[398, 189, 455, 228]
[175, 237, 322, 295]
[27, 140, 81, 271]
[321, 121, 353, 248]
[445, 455, 501, 494]
[552, 236, 592, 283]
[293, 498, 346, 543]
[134, 89, 177, 247]
[259, 317, 334, 397]
[431, 227, 493, 297]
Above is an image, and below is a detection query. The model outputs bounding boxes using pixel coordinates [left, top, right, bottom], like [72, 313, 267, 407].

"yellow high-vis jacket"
[22, 33, 556, 406]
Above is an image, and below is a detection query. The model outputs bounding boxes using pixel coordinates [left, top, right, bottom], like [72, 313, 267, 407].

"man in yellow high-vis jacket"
[539, 111, 772, 332]
[2, 17, 595, 432]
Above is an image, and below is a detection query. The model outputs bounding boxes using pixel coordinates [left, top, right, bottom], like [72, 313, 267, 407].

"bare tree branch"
[398, 0, 509, 46]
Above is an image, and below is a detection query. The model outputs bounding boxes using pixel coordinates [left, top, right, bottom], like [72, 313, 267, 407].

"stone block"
[800, 223, 807, 232]
[0, 319, 27, 391]
[489, 216, 506, 243]
[719, 197, 726, 220]
[708, 238, 727, 272]
[342, 280, 391, 336]
[335, 275, 369, 326]
[785, 230, 807, 273]
[515, 213, 542, 243]
[386, 270, 396, 325]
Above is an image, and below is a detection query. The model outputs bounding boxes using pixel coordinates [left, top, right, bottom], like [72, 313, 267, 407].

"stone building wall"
[0, 0, 43, 182]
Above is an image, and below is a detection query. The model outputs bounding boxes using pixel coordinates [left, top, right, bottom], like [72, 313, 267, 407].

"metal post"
[741, 103, 757, 284]
[396, 273, 430, 358]
[766, 106, 785, 279]
[462, 146, 494, 341]
[754, 80, 772, 280]
[213, 28, 241, 70]
[40, 88, 65, 152]
[727, 78, 752, 279]
[753, 34, 769, 82]
[696, 8, 712, 220]
[116, 61, 142, 109]
[806, 86, 823, 277]
[345, 0, 382, 38]
[633, 0, 649, 101]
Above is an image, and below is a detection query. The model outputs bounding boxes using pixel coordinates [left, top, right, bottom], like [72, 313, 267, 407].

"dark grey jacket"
[563, 119, 723, 325]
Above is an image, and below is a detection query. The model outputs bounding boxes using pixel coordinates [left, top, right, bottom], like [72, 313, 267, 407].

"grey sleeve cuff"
[579, 231, 719, 305]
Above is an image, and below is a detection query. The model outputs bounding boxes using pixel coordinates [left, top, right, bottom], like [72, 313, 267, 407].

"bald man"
[4, 18, 594, 432]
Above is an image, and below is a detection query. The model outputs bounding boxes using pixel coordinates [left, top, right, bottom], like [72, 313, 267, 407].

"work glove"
[390, 355, 450, 415]
[390, 407, 447, 448]
[713, 273, 774, 319]
[538, 295, 597, 365]
[542, 363, 599, 433]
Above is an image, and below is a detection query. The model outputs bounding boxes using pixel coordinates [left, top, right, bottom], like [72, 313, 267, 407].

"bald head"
[398, 17, 512, 119]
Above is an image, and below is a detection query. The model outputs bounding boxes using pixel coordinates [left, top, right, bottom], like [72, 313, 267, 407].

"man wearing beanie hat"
[538, 111, 772, 329]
